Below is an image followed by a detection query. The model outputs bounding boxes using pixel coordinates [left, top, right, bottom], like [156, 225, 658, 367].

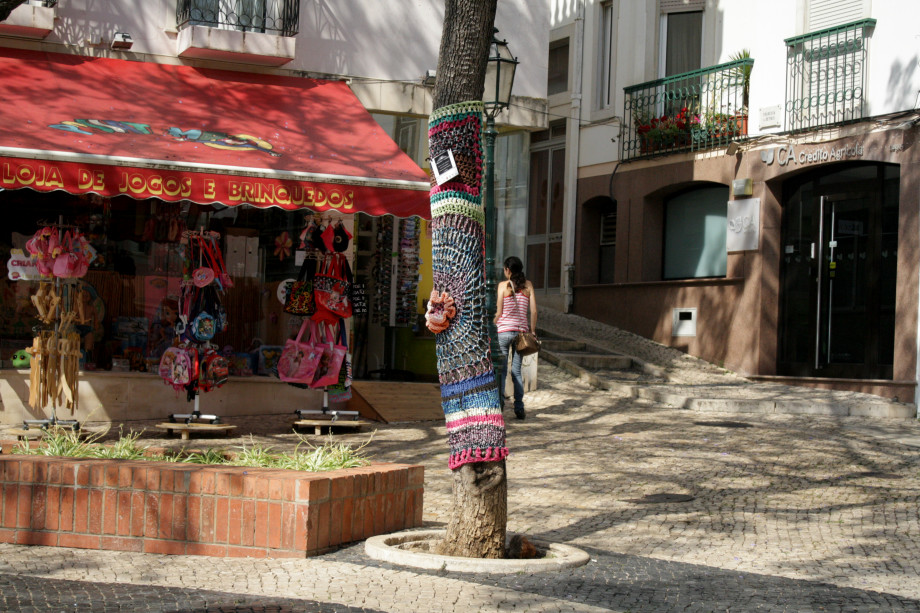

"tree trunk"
[428, 0, 508, 559]
[0, 0, 26, 23]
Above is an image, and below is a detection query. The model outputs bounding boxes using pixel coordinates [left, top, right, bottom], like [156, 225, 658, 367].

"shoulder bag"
[510, 284, 541, 356]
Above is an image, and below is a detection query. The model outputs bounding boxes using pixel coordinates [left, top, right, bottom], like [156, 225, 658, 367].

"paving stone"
[2, 307, 920, 611]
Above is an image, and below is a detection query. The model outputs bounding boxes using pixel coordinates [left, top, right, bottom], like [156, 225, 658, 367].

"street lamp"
[482, 29, 518, 402]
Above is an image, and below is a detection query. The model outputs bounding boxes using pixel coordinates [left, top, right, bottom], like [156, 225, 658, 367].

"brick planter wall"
[0, 456, 423, 558]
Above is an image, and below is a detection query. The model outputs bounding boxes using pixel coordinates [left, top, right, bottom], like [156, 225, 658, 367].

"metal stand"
[295, 389, 358, 421]
[23, 416, 79, 431]
[169, 391, 221, 424]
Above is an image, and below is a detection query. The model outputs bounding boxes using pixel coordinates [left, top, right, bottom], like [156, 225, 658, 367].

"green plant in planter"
[12, 426, 375, 472]
[729, 49, 752, 115]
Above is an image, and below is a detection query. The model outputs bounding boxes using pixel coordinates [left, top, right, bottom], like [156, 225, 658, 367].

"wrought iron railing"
[784, 19, 875, 132]
[176, 0, 300, 37]
[622, 58, 754, 161]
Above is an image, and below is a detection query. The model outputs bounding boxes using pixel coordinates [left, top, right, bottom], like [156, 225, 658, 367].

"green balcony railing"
[622, 58, 754, 161]
[784, 19, 875, 132]
[177, 0, 300, 36]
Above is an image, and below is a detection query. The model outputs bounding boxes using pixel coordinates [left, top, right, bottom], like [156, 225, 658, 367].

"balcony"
[175, 0, 299, 66]
[784, 19, 875, 132]
[0, 0, 57, 40]
[622, 58, 754, 161]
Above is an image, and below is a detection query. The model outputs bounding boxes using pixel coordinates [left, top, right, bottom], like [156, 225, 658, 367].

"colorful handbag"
[310, 320, 347, 389]
[327, 322, 352, 402]
[278, 320, 323, 384]
[283, 257, 316, 316]
[312, 253, 352, 323]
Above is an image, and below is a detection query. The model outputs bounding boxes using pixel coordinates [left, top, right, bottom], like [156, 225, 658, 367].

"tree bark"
[0, 0, 26, 23]
[429, 0, 508, 559]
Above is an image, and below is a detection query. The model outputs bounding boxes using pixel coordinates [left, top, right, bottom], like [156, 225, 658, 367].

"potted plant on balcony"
[728, 48, 752, 135]
[634, 107, 699, 153]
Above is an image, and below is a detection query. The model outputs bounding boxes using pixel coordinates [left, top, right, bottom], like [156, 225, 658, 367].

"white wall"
[8, 1, 549, 109]
[560, 0, 920, 173]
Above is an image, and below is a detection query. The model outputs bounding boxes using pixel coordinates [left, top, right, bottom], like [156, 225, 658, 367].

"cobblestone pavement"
[3, 310, 920, 611]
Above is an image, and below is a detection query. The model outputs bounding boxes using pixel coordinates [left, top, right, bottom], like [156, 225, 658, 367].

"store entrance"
[778, 164, 899, 379]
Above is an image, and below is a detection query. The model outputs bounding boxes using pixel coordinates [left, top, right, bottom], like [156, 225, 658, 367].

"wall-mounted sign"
[7, 249, 40, 281]
[759, 105, 782, 130]
[431, 149, 459, 185]
[760, 143, 864, 166]
[726, 198, 760, 252]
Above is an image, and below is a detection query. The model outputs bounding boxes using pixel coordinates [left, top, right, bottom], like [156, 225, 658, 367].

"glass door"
[778, 166, 897, 379]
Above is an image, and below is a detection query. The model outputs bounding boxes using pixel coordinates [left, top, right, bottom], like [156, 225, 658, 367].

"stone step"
[555, 352, 632, 370]
[540, 339, 588, 352]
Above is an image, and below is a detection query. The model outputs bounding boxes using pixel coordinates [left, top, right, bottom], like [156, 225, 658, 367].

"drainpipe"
[562, 0, 585, 313]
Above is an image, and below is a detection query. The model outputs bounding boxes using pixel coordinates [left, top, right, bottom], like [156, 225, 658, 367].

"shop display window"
[0, 190, 322, 374]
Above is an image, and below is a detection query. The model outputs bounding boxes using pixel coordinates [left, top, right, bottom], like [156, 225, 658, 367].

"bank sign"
[760, 142, 864, 166]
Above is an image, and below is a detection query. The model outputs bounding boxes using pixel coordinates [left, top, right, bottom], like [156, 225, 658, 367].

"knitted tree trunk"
[428, 0, 507, 560]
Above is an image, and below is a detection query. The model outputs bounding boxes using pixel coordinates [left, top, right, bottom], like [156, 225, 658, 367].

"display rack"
[166, 228, 229, 427]
[295, 389, 359, 422]
[23, 276, 81, 432]
[21, 221, 86, 431]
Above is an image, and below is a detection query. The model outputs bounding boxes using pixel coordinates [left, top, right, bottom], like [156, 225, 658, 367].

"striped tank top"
[496, 289, 530, 333]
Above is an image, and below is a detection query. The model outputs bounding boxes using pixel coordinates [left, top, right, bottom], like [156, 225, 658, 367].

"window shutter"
[600, 212, 617, 246]
[660, 0, 704, 14]
[808, 0, 866, 31]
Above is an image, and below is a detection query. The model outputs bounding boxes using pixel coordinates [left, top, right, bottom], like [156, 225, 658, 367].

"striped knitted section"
[428, 101, 508, 470]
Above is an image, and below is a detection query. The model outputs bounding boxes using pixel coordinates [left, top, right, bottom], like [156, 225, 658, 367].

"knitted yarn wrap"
[429, 101, 508, 470]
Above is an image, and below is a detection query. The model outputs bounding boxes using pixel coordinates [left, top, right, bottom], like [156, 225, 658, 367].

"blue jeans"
[498, 331, 524, 411]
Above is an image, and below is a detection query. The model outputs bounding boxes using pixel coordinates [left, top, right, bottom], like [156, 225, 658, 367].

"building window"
[548, 39, 570, 96]
[597, 1, 615, 109]
[660, 10, 702, 78]
[663, 186, 727, 280]
[176, 0, 300, 36]
[599, 210, 616, 283]
[807, 0, 868, 31]
[527, 121, 566, 289]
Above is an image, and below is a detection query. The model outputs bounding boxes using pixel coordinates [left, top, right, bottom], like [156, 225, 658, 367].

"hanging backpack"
[199, 348, 229, 392]
[159, 345, 193, 392]
[185, 285, 223, 342]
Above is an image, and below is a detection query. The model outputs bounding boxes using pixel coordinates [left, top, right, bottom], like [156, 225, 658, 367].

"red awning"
[0, 48, 431, 218]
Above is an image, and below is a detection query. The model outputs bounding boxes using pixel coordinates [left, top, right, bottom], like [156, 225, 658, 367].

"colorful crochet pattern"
[428, 101, 509, 470]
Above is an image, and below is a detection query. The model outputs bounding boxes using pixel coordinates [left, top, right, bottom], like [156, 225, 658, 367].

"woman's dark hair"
[504, 256, 527, 289]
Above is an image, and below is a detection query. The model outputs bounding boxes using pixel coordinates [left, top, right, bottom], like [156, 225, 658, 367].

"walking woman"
[494, 256, 537, 420]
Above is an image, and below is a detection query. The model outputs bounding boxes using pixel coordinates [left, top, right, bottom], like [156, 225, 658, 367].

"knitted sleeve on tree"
[429, 100, 509, 470]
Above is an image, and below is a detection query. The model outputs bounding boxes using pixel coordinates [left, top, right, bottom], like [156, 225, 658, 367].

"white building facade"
[546, 0, 920, 403]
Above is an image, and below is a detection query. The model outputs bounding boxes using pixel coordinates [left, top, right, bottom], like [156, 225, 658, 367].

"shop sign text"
[1, 158, 356, 211]
[760, 143, 864, 166]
